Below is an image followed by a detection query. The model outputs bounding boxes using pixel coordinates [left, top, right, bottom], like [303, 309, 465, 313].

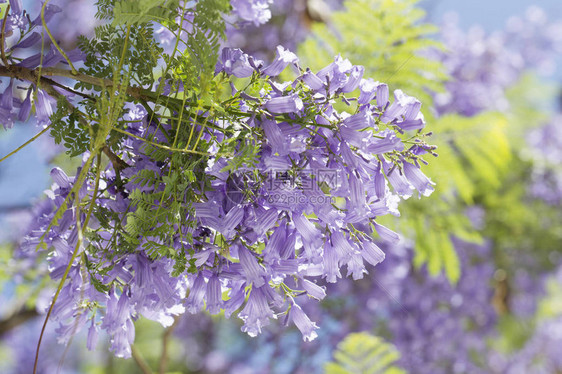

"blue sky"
[421, 0, 562, 32]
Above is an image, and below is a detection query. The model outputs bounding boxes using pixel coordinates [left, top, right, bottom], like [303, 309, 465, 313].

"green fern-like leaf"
[113, 0, 180, 25]
[325, 333, 406, 374]
[298, 0, 447, 107]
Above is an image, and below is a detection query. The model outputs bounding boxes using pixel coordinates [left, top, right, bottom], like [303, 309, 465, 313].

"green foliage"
[113, 0, 180, 26]
[325, 332, 406, 374]
[175, 0, 230, 82]
[299, 0, 447, 107]
[77, 22, 162, 87]
[49, 96, 91, 157]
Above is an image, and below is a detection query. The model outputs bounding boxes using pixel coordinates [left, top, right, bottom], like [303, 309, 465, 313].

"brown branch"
[41, 76, 94, 100]
[102, 145, 130, 172]
[0, 66, 152, 101]
[0, 307, 39, 336]
[28, 74, 131, 173]
[159, 316, 179, 374]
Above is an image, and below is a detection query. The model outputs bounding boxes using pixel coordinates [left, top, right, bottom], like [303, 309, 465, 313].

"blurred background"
[1, 0, 562, 373]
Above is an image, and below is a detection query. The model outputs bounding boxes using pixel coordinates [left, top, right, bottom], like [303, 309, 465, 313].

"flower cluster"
[224, 0, 344, 60]
[162, 237, 496, 374]
[0, 1, 84, 129]
[432, 8, 562, 116]
[11, 37, 435, 358]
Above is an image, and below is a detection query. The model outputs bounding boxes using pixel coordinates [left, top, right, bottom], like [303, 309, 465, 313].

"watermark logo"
[225, 167, 339, 205]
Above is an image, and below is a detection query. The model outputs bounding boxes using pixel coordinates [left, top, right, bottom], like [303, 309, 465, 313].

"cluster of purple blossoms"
[0, 0, 84, 129]
[432, 8, 562, 116]
[230, 0, 273, 26]
[164, 237, 496, 374]
[9, 34, 435, 359]
[224, 0, 344, 60]
[5, 0, 98, 48]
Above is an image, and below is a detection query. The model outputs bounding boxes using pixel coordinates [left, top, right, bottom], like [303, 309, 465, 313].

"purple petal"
[262, 45, 298, 76]
[238, 245, 265, 287]
[373, 222, 400, 244]
[265, 94, 303, 114]
[289, 302, 318, 342]
[403, 161, 435, 197]
[360, 239, 385, 266]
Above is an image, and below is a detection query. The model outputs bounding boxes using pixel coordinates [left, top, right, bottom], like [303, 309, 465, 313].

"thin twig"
[102, 144, 130, 171]
[32, 153, 100, 374]
[111, 126, 213, 156]
[131, 345, 153, 374]
[0, 123, 53, 163]
[159, 316, 179, 374]
[41, 0, 77, 74]
[41, 76, 94, 100]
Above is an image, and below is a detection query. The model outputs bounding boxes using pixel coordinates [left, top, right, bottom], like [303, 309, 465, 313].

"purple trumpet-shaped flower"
[238, 285, 276, 337]
[220, 205, 245, 239]
[206, 274, 222, 315]
[316, 55, 354, 93]
[216, 48, 256, 78]
[18, 88, 32, 122]
[238, 245, 266, 287]
[367, 130, 404, 154]
[373, 222, 401, 244]
[342, 65, 364, 93]
[87, 319, 99, 351]
[396, 107, 425, 131]
[358, 79, 388, 106]
[383, 160, 414, 198]
[262, 119, 289, 155]
[18, 43, 85, 69]
[1, 79, 13, 111]
[250, 208, 279, 237]
[6, 0, 26, 32]
[288, 301, 319, 342]
[301, 69, 325, 91]
[293, 214, 322, 248]
[9, 0, 23, 15]
[402, 161, 435, 197]
[10, 32, 41, 51]
[265, 94, 303, 114]
[186, 273, 207, 313]
[35, 89, 53, 126]
[376, 82, 390, 109]
[360, 238, 386, 266]
[330, 231, 357, 263]
[339, 125, 367, 149]
[301, 278, 326, 300]
[347, 173, 367, 216]
[373, 163, 387, 199]
[323, 240, 342, 283]
[224, 282, 246, 318]
[346, 251, 368, 280]
[50, 167, 72, 189]
[263, 223, 287, 262]
[382, 89, 422, 124]
[30, 3, 61, 27]
[262, 45, 298, 76]
[0, 80, 15, 129]
[343, 109, 374, 130]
